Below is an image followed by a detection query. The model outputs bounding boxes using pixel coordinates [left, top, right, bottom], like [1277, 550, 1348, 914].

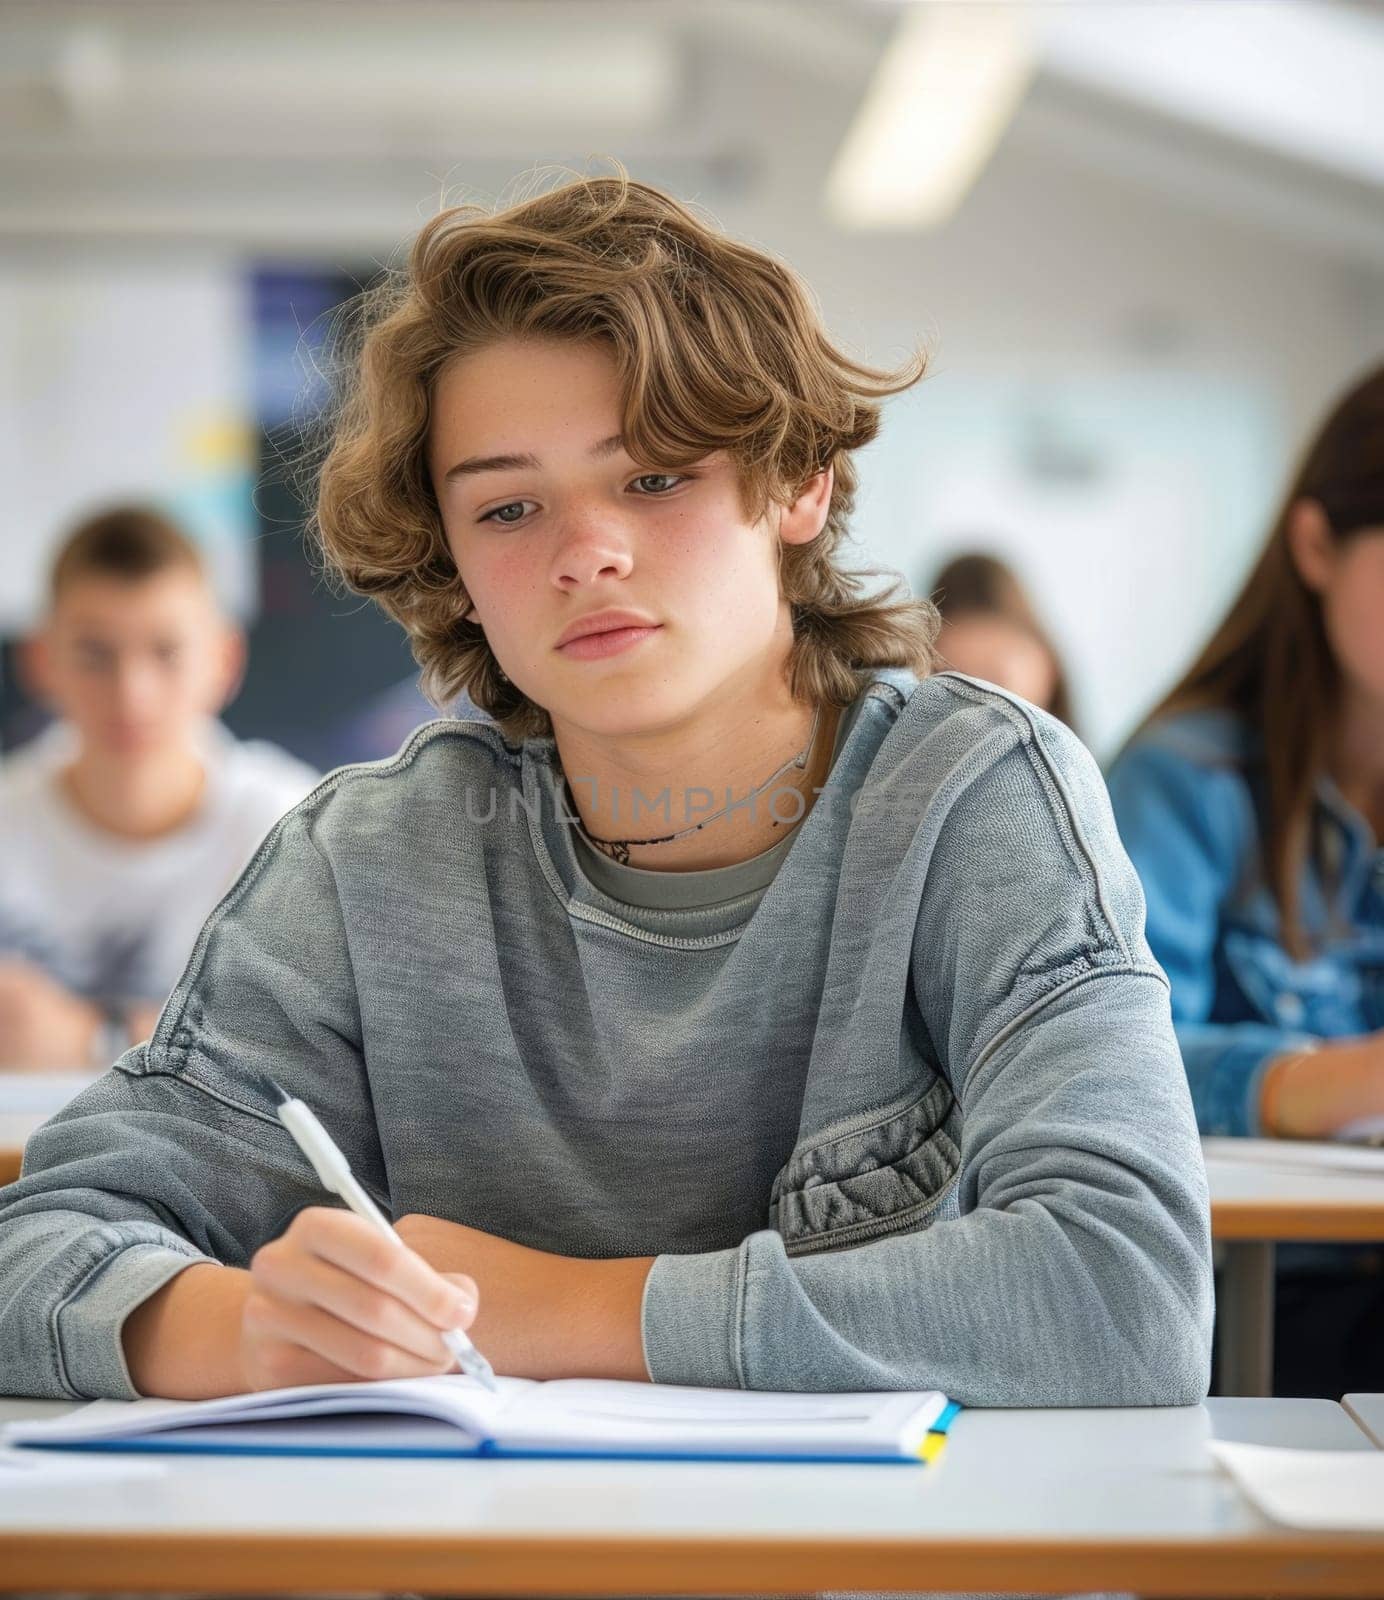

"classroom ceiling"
[0, 0, 1381, 264]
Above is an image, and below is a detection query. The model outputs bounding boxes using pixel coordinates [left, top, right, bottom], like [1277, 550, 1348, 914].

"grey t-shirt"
[0, 669, 1213, 1405]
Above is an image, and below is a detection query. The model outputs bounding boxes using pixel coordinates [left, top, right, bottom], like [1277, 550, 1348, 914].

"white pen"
[260, 1073, 498, 1393]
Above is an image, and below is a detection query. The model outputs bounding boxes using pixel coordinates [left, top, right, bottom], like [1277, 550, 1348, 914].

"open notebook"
[5, 1377, 957, 1464]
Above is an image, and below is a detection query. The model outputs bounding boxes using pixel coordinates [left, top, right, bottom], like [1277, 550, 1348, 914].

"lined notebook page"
[7, 1375, 525, 1445]
[490, 1380, 947, 1456]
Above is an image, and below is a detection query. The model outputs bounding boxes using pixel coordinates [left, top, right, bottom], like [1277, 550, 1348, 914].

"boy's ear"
[16, 632, 55, 707]
[1287, 497, 1336, 594]
[778, 465, 834, 548]
[210, 622, 248, 710]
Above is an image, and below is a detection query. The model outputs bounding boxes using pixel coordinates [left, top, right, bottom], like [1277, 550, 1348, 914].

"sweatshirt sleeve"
[0, 805, 378, 1399]
[642, 703, 1214, 1406]
[1105, 739, 1314, 1137]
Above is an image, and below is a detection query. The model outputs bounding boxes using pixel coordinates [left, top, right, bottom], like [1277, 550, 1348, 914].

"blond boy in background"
[0, 506, 317, 1069]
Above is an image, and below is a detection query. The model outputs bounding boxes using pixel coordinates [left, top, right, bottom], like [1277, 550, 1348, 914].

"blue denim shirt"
[1107, 708, 1384, 1138]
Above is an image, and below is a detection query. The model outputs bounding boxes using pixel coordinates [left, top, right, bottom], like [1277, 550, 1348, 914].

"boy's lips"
[556, 624, 662, 662]
[554, 608, 660, 649]
[554, 609, 662, 660]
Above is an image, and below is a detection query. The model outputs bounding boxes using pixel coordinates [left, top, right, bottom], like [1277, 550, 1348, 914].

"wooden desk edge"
[0, 1150, 22, 1187]
[1210, 1201, 1384, 1241]
[4, 1530, 1384, 1596]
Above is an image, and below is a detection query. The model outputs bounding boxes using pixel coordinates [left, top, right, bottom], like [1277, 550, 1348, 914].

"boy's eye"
[481, 500, 534, 525]
[631, 473, 685, 495]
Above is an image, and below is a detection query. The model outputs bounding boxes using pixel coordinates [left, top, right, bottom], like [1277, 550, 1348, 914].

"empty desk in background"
[1343, 1394, 1384, 1447]
[2, 1396, 1381, 1596]
[1205, 1138, 1384, 1398]
[0, 1071, 103, 1185]
[0, 1114, 37, 1184]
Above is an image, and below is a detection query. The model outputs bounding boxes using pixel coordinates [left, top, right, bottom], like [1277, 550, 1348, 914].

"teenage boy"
[0, 506, 317, 1069]
[0, 181, 1211, 1406]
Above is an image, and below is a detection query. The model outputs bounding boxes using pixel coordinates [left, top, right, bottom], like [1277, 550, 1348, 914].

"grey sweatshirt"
[0, 670, 1213, 1404]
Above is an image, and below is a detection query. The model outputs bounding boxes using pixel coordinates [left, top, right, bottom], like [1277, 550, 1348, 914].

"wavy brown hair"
[1144, 362, 1384, 957]
[311, 172, 937, 738]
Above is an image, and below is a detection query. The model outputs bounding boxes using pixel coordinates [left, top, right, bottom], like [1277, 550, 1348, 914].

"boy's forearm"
[557, 1252, 652, 1382]
[122, 1262, 252, 1399]
[395, 1213, 652, 1381]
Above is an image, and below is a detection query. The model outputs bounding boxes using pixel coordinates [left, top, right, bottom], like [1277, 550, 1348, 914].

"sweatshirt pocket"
[768, 1076, 961, 1256]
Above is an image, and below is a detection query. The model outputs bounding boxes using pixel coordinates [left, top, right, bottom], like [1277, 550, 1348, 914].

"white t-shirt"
[0, 721, 318, 1008]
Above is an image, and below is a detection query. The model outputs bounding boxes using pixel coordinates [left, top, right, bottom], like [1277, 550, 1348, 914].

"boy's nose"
[111, 658, 165, 716]
[551, 521, 635, 589]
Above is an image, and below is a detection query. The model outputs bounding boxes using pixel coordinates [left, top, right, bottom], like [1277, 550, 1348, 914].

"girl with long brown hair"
[1107, 362, 1384, 1393]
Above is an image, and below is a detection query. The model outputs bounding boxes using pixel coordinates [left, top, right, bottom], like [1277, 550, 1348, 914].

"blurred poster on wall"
[0, 262, 256, 631]
[221, 265, 425, 769]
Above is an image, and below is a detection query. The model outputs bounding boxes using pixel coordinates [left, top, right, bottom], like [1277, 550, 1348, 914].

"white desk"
[1343, 1394, 1384, 1448]
[2, 1397, 1380, 1595]
[1204, 1140, 1384, 1398]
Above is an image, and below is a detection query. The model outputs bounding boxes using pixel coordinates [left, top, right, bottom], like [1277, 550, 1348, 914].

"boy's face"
[429, 337, 817, 739]
[31, 569, 243, 760]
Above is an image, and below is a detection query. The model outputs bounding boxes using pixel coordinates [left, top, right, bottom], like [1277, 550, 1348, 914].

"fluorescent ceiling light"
[0, 20, 677, 139]
[826, 3, 1036, 229]
[1040, 0, 1384, 189]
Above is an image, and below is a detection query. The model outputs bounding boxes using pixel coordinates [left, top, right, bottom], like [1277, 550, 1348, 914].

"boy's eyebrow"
[443, 451, 538, 481]
[443, 434, 627, 482]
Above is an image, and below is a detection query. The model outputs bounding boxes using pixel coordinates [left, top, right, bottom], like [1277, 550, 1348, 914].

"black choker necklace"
[569, 705, 824, 867]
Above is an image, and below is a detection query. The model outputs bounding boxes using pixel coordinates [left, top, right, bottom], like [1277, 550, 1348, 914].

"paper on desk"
[0, 1446, 164, 1483]
[1337, 1114, 1384, 1145]
[1209, 1440, 1384, 1531]
[1202, 1136, 1384, 1177]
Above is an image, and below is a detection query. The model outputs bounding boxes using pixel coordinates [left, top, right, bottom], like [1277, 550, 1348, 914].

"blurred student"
[927, 551, 1075, 725]
[0, 506, 317, 1070]
[1107, 364, 1383, 1394]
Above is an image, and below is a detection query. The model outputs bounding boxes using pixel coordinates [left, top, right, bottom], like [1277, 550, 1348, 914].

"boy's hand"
[0, 959, 102, 1069]
[395, 1213, 652, 1381]
[124, 1208, 478, 1398]
[240, 1208, 478, 1390]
